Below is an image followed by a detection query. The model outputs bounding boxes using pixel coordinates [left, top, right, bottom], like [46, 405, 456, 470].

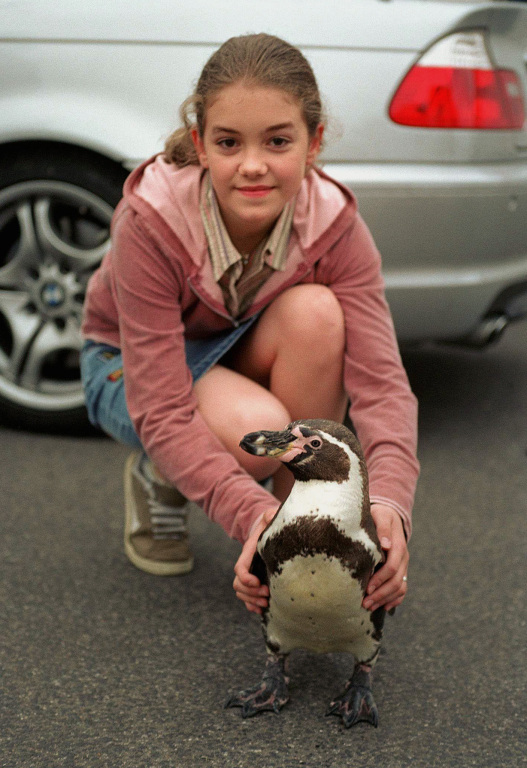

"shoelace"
[148, 499, 188, 540]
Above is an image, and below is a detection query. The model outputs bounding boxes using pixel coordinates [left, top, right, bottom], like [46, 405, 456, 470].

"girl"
[81, 33, 419, 616]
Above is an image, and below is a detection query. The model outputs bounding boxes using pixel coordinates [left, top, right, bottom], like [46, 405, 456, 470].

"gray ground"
[2, 322, 526, 768]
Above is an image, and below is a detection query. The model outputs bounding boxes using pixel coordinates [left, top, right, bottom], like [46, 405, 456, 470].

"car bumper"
[327, 160, 527, 343]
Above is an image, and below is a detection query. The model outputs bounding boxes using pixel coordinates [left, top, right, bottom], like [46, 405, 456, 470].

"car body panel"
[0, 0, 492, 49]
[2, 1, 527, 165]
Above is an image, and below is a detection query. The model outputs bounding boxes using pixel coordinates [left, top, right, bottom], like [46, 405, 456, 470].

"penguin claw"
[326, 685, 379, 728]
[225, 655, 290, 718]
[224, 686, 289, 718]
[224, 682, 289, 718]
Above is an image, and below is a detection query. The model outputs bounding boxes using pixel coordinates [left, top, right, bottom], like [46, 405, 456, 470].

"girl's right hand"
[233, 508, 277, 614]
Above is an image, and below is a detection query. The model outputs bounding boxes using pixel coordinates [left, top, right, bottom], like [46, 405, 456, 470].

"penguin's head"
[240, 418, 364, 483]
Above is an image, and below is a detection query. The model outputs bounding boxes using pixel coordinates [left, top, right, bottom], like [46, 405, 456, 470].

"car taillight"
[389, 30, 525, 129]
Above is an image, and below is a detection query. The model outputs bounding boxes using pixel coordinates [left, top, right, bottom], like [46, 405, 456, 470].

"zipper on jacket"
[187, 276, 240, 327]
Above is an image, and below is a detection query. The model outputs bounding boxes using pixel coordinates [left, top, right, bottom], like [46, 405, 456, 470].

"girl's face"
[192, 83, 323, 254]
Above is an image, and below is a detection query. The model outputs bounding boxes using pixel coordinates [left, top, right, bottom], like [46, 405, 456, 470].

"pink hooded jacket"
[82, 155, 419, 543]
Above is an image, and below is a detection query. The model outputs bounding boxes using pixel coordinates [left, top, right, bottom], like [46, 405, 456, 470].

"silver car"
[1, 0, 526, 430]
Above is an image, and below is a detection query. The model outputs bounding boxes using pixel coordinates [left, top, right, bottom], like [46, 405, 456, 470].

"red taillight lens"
[389, 30, 525, 130]
[389, 66, 525, 129]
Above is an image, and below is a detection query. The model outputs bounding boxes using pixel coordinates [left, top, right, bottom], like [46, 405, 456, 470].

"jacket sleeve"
[315, 213, 419, 539]
[111, 207, 277, 543]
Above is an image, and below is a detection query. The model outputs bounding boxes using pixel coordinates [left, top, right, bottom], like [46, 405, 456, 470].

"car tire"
[0, 143, 128, 432]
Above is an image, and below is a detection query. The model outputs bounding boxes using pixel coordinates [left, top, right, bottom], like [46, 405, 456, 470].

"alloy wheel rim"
[0, 180, 113, 412]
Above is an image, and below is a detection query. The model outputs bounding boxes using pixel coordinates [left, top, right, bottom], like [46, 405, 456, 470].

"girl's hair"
[164, 33, 325, 167]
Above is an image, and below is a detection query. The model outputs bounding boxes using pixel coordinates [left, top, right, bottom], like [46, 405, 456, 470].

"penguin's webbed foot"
[224, 654, 289, 718]
[326, 665, 378, 728]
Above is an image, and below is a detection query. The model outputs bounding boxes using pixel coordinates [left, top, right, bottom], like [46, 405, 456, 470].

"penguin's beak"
[240, 428, 297, 458]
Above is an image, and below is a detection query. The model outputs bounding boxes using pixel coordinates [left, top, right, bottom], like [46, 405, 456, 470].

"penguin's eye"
[310, 439, 322, 449]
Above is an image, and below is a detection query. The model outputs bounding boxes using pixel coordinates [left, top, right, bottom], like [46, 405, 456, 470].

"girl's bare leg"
[193, 365, 290, 482]
[232, 285, 347, 420]
[229, 284, 347, 498]
[194, 284, 347, 500]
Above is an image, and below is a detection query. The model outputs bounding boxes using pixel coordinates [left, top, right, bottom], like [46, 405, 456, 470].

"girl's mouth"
[236, 186, 274, 198]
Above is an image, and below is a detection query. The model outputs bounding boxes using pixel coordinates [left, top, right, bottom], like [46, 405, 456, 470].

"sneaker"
[124, 452, 194, 575]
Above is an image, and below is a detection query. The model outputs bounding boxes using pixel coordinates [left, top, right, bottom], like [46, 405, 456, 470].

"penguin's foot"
[224, 654, 289, 718]
[326, 665, 378, 728]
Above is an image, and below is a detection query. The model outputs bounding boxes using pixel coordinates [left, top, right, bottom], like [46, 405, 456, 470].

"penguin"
[225, 418, 388, 728]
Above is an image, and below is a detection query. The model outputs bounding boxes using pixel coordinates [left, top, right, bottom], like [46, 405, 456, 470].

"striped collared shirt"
[200, 172, 294, 318]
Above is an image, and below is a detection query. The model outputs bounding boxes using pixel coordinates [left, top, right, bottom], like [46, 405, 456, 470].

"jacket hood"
[123, 154, 357, 266]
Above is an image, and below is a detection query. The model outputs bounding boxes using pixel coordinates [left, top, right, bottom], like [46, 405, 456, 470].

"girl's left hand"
[362, 503, 409, 613]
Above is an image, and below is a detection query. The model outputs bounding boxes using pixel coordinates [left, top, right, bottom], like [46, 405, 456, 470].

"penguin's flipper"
[326, 665, 378, 728]
[224, 654, 289, 718]
[249, 550, 268, 587]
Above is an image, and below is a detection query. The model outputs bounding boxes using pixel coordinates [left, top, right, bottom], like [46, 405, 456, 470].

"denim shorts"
[80, 315, 260, 447]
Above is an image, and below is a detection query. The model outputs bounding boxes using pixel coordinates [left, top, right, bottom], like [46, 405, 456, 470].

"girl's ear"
[191, 127, 209, 168]
[306, 123, 324, 170]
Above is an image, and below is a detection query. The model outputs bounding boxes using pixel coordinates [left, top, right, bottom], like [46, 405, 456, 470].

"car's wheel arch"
[0, 139, 130, 195]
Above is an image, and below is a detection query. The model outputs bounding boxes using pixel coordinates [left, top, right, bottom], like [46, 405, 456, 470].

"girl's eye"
[269, 137, 290, 148]
[217, 138, 238, 150]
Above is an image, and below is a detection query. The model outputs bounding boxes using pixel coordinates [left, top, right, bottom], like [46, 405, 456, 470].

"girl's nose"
[238, 149, 267, 176]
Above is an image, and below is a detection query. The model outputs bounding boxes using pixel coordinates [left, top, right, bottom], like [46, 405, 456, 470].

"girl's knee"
[276, 284, 345, 353]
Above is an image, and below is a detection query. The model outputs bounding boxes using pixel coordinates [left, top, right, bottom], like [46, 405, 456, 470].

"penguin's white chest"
[257, 459, 383, 657]
[265, 552, 374, 656]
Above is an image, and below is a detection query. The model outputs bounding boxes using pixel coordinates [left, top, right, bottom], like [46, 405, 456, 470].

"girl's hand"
[233, 508, 277, 614]
[363, 503, 409, 613]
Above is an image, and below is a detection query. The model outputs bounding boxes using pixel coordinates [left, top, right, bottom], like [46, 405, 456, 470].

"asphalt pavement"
[1, 322, 526, 768]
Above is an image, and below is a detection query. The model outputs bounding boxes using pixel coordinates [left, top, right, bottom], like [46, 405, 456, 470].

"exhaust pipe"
[461, 282, 527, 347]
[457, 313, 509, 349]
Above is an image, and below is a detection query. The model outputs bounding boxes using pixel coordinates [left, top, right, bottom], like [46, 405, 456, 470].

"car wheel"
[0, 144, 128, 432]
